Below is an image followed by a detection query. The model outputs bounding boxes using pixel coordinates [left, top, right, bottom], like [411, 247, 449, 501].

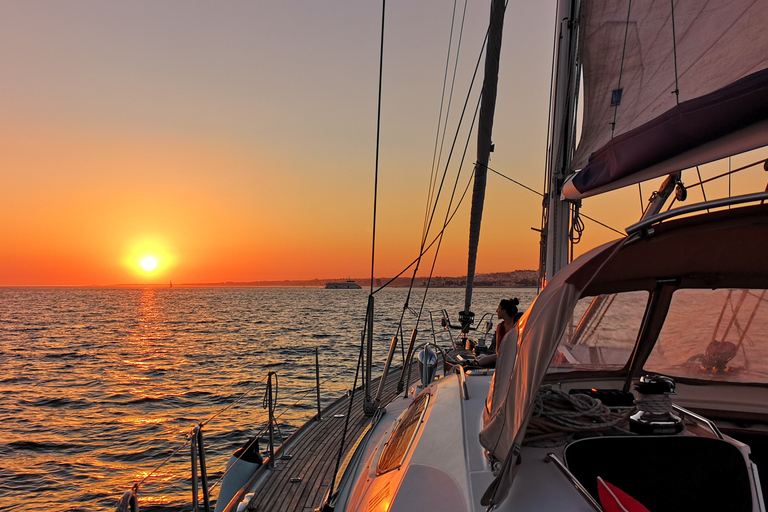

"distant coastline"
[104, 270, 539, 289]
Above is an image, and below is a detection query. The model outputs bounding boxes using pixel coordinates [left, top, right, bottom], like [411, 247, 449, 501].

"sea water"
[0, 286, 534, 511]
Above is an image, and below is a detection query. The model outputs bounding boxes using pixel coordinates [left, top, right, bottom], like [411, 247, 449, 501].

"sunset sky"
[2, 2, 764, 286]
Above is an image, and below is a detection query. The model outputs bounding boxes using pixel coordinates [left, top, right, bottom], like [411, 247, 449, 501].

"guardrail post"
[190, 427, 199, 512]
[190, 425, 211, 512]
[197, 426, 211, 512]
[315, 347, 322, 421]
[267, 372, 276, 468]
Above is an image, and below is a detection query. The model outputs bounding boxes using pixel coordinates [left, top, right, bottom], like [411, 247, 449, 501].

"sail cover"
[562, 0, 768, 200]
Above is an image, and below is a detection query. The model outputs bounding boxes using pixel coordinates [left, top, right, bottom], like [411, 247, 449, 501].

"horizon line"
[1, 270, 538, 288]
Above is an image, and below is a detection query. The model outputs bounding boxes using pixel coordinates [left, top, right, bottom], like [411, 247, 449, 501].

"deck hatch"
[376, 392, 430, 475]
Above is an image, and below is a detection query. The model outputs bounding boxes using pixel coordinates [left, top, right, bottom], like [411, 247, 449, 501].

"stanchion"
[315, 347, 322, 421]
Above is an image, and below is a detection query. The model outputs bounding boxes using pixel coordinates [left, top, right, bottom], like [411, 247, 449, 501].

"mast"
[463, 0, 507, 323]
[540, 0, 580, 286]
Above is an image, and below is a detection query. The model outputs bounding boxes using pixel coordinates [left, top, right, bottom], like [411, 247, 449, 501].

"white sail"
[562, 0, 768, 199]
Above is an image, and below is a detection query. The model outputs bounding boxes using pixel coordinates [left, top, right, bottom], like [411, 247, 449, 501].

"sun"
[139, 255, 159, 272]
[125, 238, 175, 280]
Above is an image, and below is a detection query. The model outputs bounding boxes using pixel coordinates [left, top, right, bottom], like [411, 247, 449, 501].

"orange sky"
[2, 2, 764, 286]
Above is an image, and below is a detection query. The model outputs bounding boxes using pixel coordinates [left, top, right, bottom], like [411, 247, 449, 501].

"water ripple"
[0, 286, 531, 511]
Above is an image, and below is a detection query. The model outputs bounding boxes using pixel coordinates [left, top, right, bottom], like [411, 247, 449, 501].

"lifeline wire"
[133, 372, 270, 490]
[201, 373, 270, 427]
[211, 355, 361, 492]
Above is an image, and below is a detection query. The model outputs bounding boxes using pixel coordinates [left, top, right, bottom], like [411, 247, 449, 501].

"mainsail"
[562, 0, 768, 199]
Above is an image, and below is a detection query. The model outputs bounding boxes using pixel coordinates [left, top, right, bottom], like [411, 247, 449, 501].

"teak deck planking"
[228, 362, 418, 512]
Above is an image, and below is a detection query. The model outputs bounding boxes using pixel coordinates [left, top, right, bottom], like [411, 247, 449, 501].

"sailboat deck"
[230, 362, 418, 512]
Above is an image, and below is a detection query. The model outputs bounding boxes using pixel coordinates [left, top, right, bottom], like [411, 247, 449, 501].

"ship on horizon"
[324, 279, 362, 289]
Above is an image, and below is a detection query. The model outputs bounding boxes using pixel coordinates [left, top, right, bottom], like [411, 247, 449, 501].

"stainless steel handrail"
[626, 191, 768, 236]
[672, 404, 724, 440]
[545, 453, 604, 511]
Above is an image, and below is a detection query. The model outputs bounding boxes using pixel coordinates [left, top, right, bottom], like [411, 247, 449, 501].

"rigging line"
[406, 0, 470, 337]
[539, 0, 561, 291]
[273, 385, 322, 422]
[670, 0, 680, 104]
[370, 0, 386, 295]
[136, 437, 192, 489]
[414, 86, 484, 328]
[200, 373, 270, 427]
[372, 32, 484, 299]
[763, 180, 768, 206]
[561, 0, 583, 183]
[580, 212, 624, 236]
[424, 0, 464, 242]
[611, 0, 633, 134]
[373, 168, 476, 294]
[325, 307, 368, 502]
[423, 0, 457, 239]
[686, 158, 768, 189]
[729, 156, 733, 204]
[540, 2, 559, 219]
[735, 290, 765, 350]
[487, 166, 624, 235]
[398, 267, 423, 337]
[695, 165, 710, 207]
[711, 289, 733, 344]
[262, 372, 279, 412]
[638, 183, 644, 216]
[669, 171, 701, 212]
[427, 0, 470, 242]
[135, 373, 269, 489]
[397, 90, 477, 334]
[379, 8, 491, 307]
[417, 7, 494, 257]
[721, 290, 749, 343]
[570, 202, 585, 246]
[393, 12, 487, 311]
[429, 0, 470, 223]
[487, 166, 543, 196]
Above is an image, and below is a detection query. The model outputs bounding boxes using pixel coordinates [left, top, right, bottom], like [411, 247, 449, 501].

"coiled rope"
[524, 385, 631, 444]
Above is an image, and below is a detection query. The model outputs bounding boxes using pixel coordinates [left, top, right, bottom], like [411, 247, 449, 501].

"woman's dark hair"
[498, 297, 519, 317]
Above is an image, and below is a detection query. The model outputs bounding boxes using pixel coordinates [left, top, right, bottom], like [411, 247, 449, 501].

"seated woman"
[478, 297, 521, 368]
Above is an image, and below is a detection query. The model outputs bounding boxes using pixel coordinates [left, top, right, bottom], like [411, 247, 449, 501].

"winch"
[629, 374, 685, 435]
